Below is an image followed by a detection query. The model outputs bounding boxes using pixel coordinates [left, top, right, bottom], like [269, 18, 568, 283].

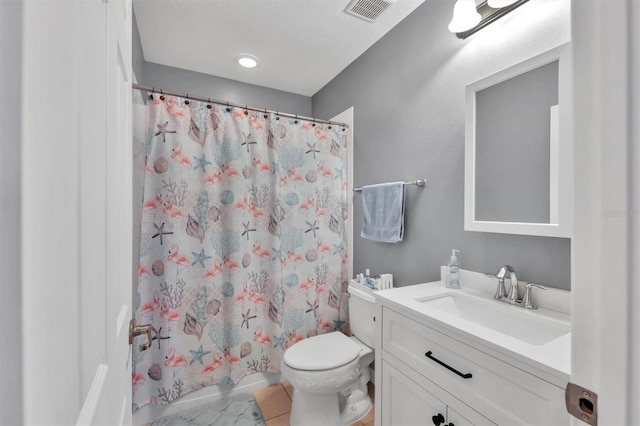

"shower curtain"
[132, 94, 349, 410]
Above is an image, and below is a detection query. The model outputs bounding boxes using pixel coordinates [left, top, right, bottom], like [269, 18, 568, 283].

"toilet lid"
[283, 332, 361, 371]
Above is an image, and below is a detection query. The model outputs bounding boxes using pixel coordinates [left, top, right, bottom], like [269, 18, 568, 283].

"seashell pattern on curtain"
[132, 95, 349, 410]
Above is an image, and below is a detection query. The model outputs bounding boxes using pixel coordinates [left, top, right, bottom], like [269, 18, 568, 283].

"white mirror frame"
[464, 43, 573, 238]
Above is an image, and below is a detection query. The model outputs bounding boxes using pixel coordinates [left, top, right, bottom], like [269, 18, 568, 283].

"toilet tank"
[348, 281, 376, 348]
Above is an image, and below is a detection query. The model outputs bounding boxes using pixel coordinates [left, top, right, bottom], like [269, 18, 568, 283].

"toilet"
[281, 282, 376, 426]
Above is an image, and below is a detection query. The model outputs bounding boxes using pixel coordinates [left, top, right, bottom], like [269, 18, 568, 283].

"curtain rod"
[353, 179, 427, 192]
[132, 84, 350, 129]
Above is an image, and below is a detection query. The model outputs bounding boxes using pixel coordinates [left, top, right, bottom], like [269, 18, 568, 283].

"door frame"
[331, 107, 355, 281]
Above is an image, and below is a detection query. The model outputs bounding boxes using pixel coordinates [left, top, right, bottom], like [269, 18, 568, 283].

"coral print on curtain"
[132, 94, 349, 410]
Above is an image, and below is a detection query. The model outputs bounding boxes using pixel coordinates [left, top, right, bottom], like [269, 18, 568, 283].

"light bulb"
[487, 0, 518, 8]
[448, 0, 481, 33]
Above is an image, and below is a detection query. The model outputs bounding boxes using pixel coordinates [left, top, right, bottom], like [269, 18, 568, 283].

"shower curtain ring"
[185, 94, 189, 105]
[160, 89, 165, 101]
[294, 114, 298, 124]
[263, 108, 268, 119]
[244, 105, 249, 115]
[276, 111, 280, 120]
[207, 98, 212, 109]
[226, 101, 231, 112]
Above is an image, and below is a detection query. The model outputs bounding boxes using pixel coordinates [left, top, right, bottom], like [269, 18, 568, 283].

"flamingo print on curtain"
[132, 94, 349, 410]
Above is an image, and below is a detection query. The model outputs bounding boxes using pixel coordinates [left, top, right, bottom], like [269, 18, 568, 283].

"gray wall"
[141, 62, 312, 117]
[0, 0, 23, 424]
[312, 0, 572, 289]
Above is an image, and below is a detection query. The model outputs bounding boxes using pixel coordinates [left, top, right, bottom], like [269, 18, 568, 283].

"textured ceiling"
[133, 0, 426, 96]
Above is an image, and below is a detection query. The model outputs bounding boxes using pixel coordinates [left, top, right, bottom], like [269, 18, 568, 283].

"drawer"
[382, 307, 569, 425]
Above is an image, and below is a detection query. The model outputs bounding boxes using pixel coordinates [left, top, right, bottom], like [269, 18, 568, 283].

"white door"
[571, 0, 639, 424]
[21, 0, 133, 424]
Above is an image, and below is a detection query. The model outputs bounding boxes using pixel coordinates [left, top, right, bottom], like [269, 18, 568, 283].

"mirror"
[464, 43, 572, 238]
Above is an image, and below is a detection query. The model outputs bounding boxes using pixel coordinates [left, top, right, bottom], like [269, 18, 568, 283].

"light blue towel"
[361, 182, 405, 243]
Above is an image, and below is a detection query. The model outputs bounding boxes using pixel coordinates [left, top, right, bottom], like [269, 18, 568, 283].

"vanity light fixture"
[449, 0, 530, 39]
[235, 54, 260, 69]
[448, 0, 481, 33]
[487, 0, 518, 8]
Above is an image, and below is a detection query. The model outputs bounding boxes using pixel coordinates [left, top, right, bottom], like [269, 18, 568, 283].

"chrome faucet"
[493, 265, 547, 309]
[495, 265, 518, 303]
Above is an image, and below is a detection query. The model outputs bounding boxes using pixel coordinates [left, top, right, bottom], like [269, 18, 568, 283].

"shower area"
[131, 88, 353, 421]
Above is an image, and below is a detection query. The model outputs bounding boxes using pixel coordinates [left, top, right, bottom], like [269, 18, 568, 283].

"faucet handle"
[493, 278, 507, 300]
[522, 283, 547, 309]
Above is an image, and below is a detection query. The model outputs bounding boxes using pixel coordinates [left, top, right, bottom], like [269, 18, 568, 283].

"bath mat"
[150, 393, 265, 426]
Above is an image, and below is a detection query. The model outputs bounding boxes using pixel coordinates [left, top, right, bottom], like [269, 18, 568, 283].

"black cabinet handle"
[432, 413, 445, 425]
[425, 351, 473, 379]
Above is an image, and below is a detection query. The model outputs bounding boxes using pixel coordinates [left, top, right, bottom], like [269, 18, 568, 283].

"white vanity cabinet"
[375, 305, 569, 426]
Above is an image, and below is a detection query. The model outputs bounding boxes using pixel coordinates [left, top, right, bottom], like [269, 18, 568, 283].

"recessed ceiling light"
[236, 54, 259, 69]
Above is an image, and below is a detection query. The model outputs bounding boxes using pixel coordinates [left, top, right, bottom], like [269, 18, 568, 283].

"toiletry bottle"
[364, 269, 375, 289]
[446, 249, 461, 289]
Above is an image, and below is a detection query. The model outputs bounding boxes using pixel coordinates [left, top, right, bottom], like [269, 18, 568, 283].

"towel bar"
[353, 179, 426, 193]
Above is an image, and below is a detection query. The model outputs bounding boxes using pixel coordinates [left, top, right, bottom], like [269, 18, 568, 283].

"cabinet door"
[381, 360, 447, 426]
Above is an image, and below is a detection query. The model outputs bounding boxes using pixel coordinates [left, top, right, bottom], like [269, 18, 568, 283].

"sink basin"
[416, 292, 571, 345]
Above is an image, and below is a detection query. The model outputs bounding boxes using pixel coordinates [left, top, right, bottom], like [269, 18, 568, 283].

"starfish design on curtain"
[155, 121, 176, 143]
[305, 298, 319, 318]
[150, 326, 171, 350]
[193, 154, 212, 172]
[334, 166, 343, 179]
[305, 220, 319, 238]
[191, 249, 211, 268]
[242, 221, 256, 240]
[305, 142, 320, 159]
[271, 247, 282, 262]
[241, 132, 257, 152]
[241, 309, 257, 329]
[333, 319, 346, 331]
[189, 345, 211, 365]
[151, 222, 173, 245]
[273, 334, 285, 349]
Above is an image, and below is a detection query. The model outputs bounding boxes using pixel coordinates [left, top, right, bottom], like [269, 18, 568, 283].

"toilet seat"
[283, 332, 361, 371]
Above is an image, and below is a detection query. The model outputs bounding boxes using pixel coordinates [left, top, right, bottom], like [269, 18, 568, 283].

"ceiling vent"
[344, 0, 395, 23]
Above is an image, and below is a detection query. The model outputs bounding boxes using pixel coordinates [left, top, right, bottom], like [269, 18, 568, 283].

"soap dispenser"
[446, 249, 461, 289]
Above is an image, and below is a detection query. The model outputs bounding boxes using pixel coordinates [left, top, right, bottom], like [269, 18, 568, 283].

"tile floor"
[252, 382, 375, 426]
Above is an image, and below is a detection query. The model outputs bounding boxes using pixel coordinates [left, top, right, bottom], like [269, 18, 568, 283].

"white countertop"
[373, 272, 571, 384]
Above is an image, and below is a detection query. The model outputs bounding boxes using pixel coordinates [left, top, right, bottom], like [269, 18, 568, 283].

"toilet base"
[288, 382, 372, 426]
[340, 360, 372, 424]
[290, 390, 342, 426]
[340, 389, 372, 425]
